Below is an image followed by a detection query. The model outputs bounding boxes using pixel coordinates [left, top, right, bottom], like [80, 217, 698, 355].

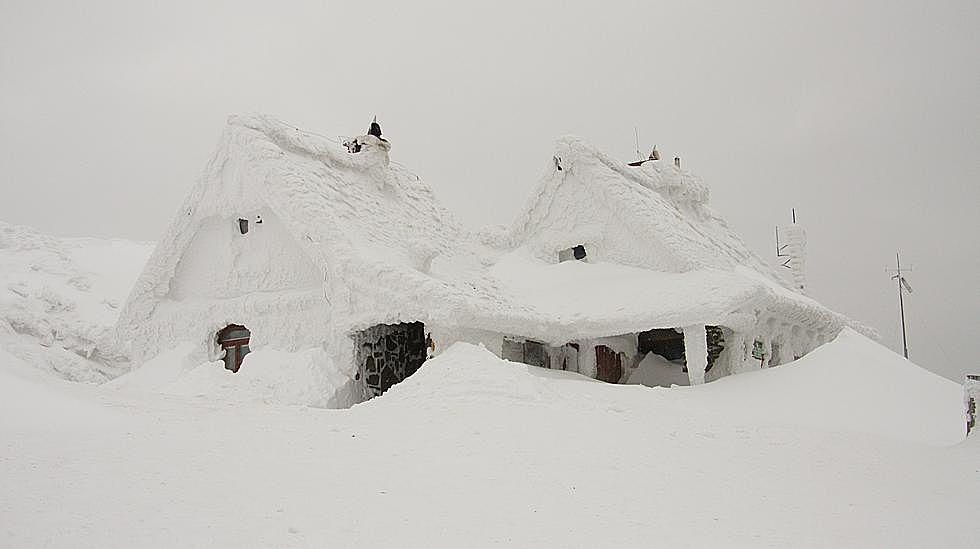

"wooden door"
[595, 345, 622, 383]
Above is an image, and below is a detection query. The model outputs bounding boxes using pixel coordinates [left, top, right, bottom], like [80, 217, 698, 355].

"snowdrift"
[107, 344, 365, 408]
[2, 322, 976, 548]
[0, 221, 153, 381]
[367, 328, 964, 446]
[679, 327, 965, 445]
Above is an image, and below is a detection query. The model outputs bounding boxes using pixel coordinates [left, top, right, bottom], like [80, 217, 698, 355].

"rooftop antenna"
[775, 209, 807, 292]
[886, 252, 913, 359]
[775, 208, 797, 260]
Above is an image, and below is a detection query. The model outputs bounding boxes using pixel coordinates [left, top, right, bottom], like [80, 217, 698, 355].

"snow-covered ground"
[2, 327, 977, 547]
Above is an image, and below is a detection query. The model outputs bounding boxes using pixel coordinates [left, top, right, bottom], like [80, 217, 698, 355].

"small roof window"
[558, 245, 588, 263]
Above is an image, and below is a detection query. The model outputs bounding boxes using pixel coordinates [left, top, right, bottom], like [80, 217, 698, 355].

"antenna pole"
[896, 253, 909, 359]
[634, 127, 641, 160]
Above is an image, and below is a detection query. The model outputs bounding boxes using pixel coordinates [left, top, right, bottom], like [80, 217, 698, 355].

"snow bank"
[679, 327, 965, 445]
[369, 328, 962, 446]
[107, 344, 366, 408]
[2, 326, 976, 548]
[624, 351, 690, 387]
[0, 221, 152, 382]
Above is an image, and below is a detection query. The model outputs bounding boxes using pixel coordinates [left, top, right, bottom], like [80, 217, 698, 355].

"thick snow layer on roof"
[2, 326, 975, 547]
[117, 115, 862, 359]
[119, 114, 461, 333]
[487, 248, 762, 331]
[509, 136, 789, 280]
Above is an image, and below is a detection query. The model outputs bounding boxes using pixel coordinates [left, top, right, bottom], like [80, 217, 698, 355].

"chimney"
[674, 156, 681, 168]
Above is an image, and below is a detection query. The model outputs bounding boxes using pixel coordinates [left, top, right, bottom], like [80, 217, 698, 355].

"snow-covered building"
[118, 115, 863, 406]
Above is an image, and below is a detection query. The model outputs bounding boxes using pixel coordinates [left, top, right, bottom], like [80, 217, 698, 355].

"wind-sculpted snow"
[509, 136, 787, 278]
[0, 222, 152, 381]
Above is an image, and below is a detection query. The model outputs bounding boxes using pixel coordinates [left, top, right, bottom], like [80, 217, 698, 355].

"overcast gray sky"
[1, 0, 977, 381]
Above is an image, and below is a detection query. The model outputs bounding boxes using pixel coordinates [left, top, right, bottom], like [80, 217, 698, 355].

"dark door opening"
[217, 324, 251, 372]
[355, 322, 428, 396]
[595, 345, 623, 383]
[637, 328, 686, 363]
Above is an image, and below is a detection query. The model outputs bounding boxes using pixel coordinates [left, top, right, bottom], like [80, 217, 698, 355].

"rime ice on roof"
[117, 115, 868, 407]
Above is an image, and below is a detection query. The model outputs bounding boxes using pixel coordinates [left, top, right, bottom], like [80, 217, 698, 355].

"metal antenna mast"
[886, 253, 913, 359]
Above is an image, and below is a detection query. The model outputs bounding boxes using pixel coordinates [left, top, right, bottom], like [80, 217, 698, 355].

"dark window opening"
[558, 245, 588, 263]
[217, 324, 251, 372]
[238, 218, 249, 235]
[705, 325, 726, 372]
[502, 336, 550, 368]
[638, 328, 686, 363]
[354, 322, 428, 396]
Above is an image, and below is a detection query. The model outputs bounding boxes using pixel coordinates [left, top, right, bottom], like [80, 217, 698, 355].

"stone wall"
[354, 322, 428, 396]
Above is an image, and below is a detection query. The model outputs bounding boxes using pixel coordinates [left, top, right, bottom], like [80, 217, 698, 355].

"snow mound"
[107, 345, 365, 408]
[624, 351, 690, 387]
[0, 221, 153, 382]
[681, 327, 965, 445]
[372, 328, 964, 446]
[1, 322, 975, 548]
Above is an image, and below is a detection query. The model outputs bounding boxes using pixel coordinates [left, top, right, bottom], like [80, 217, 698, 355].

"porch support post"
[683, 324, 708, 385]
[727, 332, 750, 375]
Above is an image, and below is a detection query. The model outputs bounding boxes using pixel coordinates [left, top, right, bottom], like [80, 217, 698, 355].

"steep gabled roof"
[118, 115, 462, 332]
[510, 136, 789, 284]
[120, 117, 865, 349]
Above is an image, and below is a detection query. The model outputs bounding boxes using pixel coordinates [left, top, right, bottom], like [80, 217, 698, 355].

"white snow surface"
[2, 327, 976, 548]
[625, 350, 691, 387]
[0, 221, 153, 381]
[107, 344, 364, 408]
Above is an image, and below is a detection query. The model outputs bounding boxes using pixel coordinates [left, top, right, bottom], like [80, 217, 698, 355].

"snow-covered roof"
[510, 136, 788, 279]
[119, 114, 462, 332]
[120, 116, 863, 346]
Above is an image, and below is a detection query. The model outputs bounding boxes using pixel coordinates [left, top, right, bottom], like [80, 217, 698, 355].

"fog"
[1, 0, 977, 381]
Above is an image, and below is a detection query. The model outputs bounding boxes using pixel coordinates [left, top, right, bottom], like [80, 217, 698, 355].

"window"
[638, 328, 686, 362]
[501, 336, 549, 368]
[558, 244, 587, 263]
[217, 324, 251, 372]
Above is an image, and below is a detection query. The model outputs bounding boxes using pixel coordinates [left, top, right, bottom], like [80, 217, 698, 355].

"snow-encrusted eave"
[736, 267, 877, 339]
